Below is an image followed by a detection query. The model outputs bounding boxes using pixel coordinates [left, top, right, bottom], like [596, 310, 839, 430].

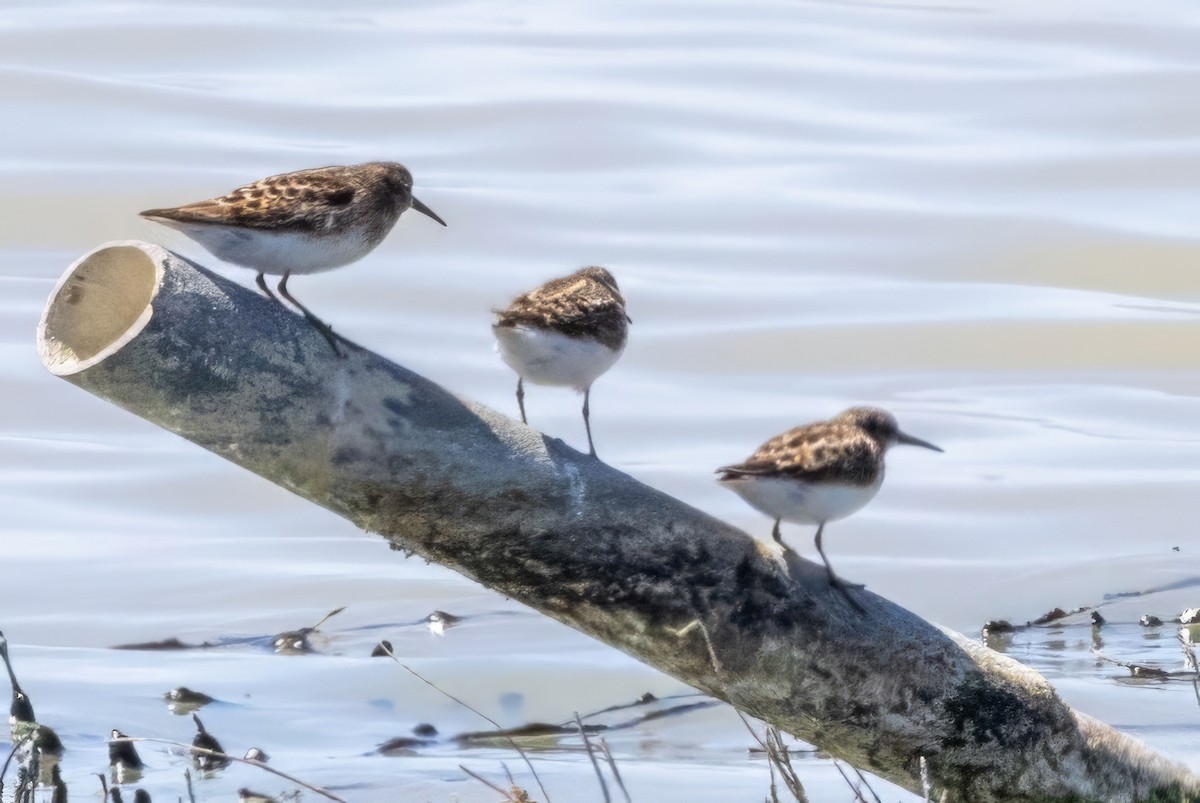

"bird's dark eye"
[327, 187, 355, 206]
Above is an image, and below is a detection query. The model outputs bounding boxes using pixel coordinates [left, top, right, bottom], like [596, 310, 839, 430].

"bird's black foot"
[825, 569, 866, 612]
[828, 572, 866, 591]
[301, 314, 345, 358]
[276, 272, 346, 358]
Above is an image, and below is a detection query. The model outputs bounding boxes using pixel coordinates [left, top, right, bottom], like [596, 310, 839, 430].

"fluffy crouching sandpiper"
[141, 161, 446, 356]
[493, 266, 631, 457]
[717, 407, 942, 590]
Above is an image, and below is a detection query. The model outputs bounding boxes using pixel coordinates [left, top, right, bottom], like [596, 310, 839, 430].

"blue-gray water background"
[3, 1, 1200, 799]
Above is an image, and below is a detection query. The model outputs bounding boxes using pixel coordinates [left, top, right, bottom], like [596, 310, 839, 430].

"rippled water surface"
[3, 0, 1200, 800]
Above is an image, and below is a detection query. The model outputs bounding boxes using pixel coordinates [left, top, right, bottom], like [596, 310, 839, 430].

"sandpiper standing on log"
[141, 161, 447, 356]
[716, 407, 942, 590]
[493, 266, 631, 458]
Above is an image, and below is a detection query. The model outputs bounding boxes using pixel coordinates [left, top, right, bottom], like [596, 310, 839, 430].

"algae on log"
[36, 241, 1200, 802]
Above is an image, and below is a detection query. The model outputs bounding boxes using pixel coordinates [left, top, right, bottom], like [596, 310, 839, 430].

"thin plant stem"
[766, 743, 780, 803]
[1180, 631, 1200, 711]
[112, 736, 343, 802]
[308, 606, 346, 630]
[379, 643, 550, 803]
[574, 711, 611, 803]
[460, 765, 510, 796]
[850, 764, 882, 803]
[671, 618, 723, 674]
[597, 738, 632, 803]
[0, 733, 31, 782]
[766, 727, 807, 802]
[832, 760, 867, 803]
[735, 710, 807, 803]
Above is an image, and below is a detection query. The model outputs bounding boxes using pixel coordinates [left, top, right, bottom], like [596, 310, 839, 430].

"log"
[36, 241, 1200, 802]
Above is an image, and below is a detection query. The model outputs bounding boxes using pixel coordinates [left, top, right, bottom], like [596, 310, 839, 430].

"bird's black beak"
[411, 196, 447, 227]
[896, 431, 943, 452]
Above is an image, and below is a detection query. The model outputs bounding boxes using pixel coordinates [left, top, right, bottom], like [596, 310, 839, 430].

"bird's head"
[838, 407, 943, 453]
[375, 161, 446, 226]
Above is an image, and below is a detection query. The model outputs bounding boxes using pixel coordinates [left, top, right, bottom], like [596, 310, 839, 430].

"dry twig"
[111, 736, 343, 802]
[378, 642, 550, 802]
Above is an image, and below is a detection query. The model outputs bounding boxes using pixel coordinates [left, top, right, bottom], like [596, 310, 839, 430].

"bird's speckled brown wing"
[140, 166, 361, 233]
[717, 422, 883, 487]
[495, 270, 629, 350]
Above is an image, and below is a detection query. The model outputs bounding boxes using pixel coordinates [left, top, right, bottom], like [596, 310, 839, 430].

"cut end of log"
[37, 241, 165, 376]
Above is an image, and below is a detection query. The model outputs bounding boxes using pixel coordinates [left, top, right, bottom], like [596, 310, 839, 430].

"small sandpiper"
[717, 407, 942, 590]
[141, 161, 447, 356]
[493, 266, 631, 457]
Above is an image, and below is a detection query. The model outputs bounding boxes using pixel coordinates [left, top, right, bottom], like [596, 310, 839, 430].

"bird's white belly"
[157, 221, 371, 276]
[493, 326, 623, 390]
[720, 476, 881, 525]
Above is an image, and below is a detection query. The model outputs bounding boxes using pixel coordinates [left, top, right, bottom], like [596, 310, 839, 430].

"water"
[3, 0, 1200, 799]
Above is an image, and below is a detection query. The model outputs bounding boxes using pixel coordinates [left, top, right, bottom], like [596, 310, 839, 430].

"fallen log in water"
[36, 241, 1200, 802]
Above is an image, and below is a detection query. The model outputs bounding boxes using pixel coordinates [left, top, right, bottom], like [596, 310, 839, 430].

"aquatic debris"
[426, 610, 462, 636]
[109, 728, 144, 784]
[273, 607, 346, 654]
[1033, 607, 1072, 625]
[190, 714, 232, 772]
[1094, 650, 1171, 680]
[163, 686, 215, 715]
[376, 735, 436, 756]
[244, 746, 270, 763]
[113, 638, 200, 651]
[0, 630, 36, 729]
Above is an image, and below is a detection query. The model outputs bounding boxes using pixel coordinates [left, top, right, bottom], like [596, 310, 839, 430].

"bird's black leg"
[516, 377, 527, 424]
[255, 272, 279, 304]
[771, 518, 783, 544]
[277, 272, 345, 358]
[814, 522, 865, 593]
[582, 386, 597, 458]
